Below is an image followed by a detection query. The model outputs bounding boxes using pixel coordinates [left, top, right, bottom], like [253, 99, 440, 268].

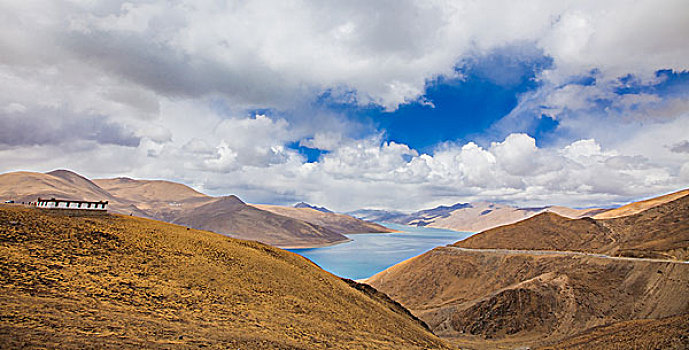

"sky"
[1, 0, 688, 211]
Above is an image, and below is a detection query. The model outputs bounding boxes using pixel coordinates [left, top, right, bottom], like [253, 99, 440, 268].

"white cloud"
[0, 0, 687, 210]
[4, 0, 686, 110]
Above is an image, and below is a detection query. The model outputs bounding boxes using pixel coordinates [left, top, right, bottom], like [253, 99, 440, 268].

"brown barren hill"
[0, 205, 449, 349]
[0, 170, 115, 204]
[253, 204, 395, 234]
[455, 193, 689, 260]
[94, 177, 209, 203]
[366, 247, 689, 349]
[170, 196, 350, 248]
[0, 170, 148, 217]
[1, 171, 352, 248]
[93, 177, 215, 221]
[454, 212, 614, 252]
[366, 189, 689, 349]
[593, 188, 689, 219]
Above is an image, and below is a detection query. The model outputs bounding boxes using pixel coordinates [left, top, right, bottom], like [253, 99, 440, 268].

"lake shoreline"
[278, 237, 353, 250]
[288, 225, 475, 280]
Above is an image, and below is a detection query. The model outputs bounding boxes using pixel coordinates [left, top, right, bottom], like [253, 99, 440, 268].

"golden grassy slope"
[0, 205, 449, 349]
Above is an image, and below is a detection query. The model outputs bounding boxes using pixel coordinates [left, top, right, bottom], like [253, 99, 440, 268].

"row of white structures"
[35, 198, 108, 211]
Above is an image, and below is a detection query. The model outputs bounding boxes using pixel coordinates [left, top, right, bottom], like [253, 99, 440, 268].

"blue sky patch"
[314, 49, 552, 152]
[287, 141, 329, 163]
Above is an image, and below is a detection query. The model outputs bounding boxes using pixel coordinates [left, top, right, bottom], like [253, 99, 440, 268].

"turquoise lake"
[288, 223, 475, 280]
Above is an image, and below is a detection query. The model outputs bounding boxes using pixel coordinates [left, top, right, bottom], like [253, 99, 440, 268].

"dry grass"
[538, 314, 689, 350]
[0, 205, 449, 349]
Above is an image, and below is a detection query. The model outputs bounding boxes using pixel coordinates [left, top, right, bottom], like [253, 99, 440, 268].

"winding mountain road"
[445, 246, 689, 264]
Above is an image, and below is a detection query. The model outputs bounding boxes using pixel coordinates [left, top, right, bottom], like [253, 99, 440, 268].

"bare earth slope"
[94, 177, 209, 203]
[97, 176, 388, 244]
[171, 196, 350, 248]
[593, 188, 689, 219]
[254, 204, 393, 234]
[454, 212, 614, 252]
[367, 247, 689, 349]
[0, 205, 448, 349]
[366, 191, 689, 349]
[94, 177, 217, 222]
[0, 170, 113, 204]
[456, 194, 689, 260]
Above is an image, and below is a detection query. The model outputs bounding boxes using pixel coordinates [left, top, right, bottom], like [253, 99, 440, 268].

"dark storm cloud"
[61, 31, 293, 108]
[0, 107, 140, 147]
[670, 140, 689, 153]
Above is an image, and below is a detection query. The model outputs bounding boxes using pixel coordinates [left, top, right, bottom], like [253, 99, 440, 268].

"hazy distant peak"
[220, 195, 245, 205]
[435, 202, 473, 211]
[112, 177, 136, 182]
[412, 202, 473, 219]
[47, 169, 87, 181]
[294, 202, 333, 213]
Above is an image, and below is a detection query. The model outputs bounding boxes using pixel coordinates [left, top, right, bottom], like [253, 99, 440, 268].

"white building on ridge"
[36, 198, 108, 211]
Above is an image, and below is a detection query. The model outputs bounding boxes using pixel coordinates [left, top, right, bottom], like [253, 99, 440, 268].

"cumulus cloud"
[5, 0, 687, 110]
[0, 0, 687, 210]
[229, 132, 682, 210]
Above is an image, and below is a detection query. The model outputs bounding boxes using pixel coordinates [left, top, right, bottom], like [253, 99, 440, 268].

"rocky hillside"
[538, 314, 689, 350]
[367, 248, 689, 349]
[365, 191, 689, 349]
[0, 205, 448, 349]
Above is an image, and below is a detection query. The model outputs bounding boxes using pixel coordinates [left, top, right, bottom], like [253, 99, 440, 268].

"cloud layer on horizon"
[1, 0, 688, 210]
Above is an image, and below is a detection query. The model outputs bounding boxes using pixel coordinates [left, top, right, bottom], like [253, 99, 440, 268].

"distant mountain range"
[0, 170, 392, 248]
[346, 208, 409, 223]
[352, 189, 689, 234]
[293, 202, 333, 213]
[254, 204, 393, 235]
[352, 201, 610, 233]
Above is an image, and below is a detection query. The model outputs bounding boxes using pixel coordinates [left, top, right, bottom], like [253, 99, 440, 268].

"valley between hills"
[1, 169, 688, 349]
[0, 170, 392, 248]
